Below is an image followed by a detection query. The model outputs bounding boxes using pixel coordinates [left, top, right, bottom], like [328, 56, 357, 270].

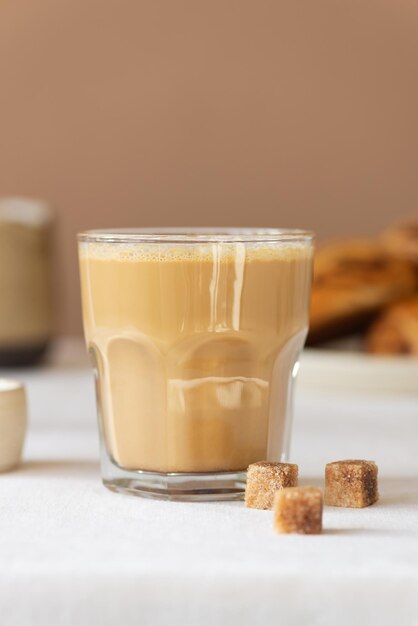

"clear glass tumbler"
[78, 228, 313, 501]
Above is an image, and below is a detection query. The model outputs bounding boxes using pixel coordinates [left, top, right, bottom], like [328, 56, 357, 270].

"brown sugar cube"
[325, 460, 378, 508]
[274, 487, 323, 535]
[245, 461, 298, 510]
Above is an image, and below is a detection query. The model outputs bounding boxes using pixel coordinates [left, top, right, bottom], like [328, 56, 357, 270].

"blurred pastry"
[381, 219, 418, 265]
[366, 296, 418, 356]
[308, 239, 418, 345]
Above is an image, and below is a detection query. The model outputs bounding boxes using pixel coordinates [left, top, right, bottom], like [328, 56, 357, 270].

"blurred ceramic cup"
[0, 198, 54, 366]
[0, 380, 27, 472]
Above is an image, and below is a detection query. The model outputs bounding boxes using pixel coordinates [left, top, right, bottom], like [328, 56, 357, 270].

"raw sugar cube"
[245, 461, 298, 510]
[325, 460, 378, 508]
[274, 487, 323, 535]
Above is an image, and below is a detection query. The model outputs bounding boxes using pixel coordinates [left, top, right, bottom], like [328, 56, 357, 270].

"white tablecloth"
[0, 359, 417, 625]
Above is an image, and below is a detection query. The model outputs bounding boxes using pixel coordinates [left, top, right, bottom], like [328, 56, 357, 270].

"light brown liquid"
[79, 242, 312, 473]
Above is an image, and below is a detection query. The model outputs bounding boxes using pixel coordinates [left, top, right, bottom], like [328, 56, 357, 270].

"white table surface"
[0, 343, 417, 626]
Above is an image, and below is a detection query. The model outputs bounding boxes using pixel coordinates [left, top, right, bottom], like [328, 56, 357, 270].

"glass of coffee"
[78, 228, 313, 500]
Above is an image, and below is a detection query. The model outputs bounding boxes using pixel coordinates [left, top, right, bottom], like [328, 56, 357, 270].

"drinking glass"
[78, 228, 313, 500]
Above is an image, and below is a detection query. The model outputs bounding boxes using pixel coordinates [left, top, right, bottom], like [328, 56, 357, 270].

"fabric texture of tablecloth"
[0, 366, 417, 625]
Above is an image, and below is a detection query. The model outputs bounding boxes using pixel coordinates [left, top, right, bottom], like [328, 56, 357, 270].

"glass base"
[102, 459, 246, 502]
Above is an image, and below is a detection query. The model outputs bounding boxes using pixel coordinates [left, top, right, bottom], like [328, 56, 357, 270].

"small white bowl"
[0, 379, 27, 472]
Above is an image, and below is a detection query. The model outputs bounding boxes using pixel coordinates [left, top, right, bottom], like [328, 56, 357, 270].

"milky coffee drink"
[79, 231, 312, 481]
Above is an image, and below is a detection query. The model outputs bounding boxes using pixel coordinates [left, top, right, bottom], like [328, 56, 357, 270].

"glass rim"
[77, 227, 314, 245]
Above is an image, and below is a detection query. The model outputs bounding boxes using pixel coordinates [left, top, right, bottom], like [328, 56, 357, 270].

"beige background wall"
[0, 0, 417, 334]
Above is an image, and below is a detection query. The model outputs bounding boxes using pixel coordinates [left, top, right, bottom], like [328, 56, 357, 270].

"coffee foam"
[79, 241, 312, 263]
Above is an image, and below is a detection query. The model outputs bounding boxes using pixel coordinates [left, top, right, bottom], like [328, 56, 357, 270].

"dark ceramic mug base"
[0, 341, 49, 367]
